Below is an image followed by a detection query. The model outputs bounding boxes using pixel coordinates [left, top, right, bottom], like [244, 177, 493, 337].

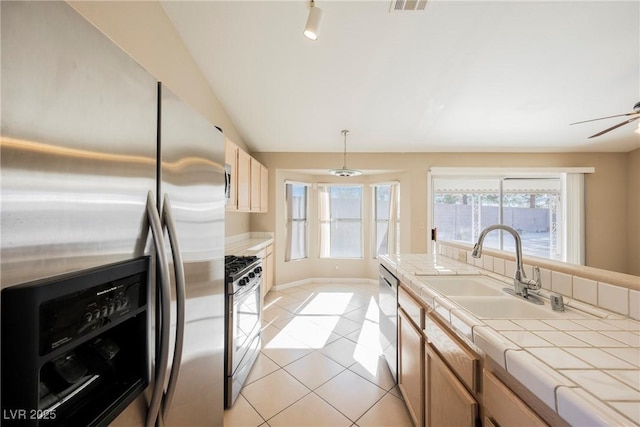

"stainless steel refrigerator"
[1, 2, 225, 426]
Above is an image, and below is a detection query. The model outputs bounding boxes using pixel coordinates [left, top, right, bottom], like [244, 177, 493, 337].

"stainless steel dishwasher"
[378, 264, 399, 383]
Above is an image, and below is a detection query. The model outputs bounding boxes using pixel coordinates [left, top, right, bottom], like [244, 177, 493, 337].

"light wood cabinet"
[393, 279, 553, 427]
[398, 282, 479, 427]
[483, 370, 548, 427]
[225, 140, 268, 213]
[424, 313, 478, 393]
[399, 286, 423, 328]
[247, 159, 268, 213]
[260, 165, 268, 213]
[398, 308, 424, 427]
[426, 343, 478, 427]
[236, 148, 251, 212]
[250, 158, 261, 211]
[262, 243, 274, 296]
[225, 139, 238, 210]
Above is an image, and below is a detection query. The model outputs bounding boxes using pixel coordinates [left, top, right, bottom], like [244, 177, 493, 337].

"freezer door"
[0, 1, 157, 289]
[158, 84, 226, 426]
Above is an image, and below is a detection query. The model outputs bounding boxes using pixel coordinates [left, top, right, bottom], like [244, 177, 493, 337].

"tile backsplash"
[437, 242, 640, 321]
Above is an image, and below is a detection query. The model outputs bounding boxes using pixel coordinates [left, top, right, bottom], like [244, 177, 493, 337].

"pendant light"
[329, 130, 362, 177]
[303, 0, 323, 41]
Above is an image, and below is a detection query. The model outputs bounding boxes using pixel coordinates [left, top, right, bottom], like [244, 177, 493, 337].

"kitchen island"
[381, 252, 639, 427]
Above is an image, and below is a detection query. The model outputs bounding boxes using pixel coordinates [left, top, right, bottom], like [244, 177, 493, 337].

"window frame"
[428, 167, 593, 264]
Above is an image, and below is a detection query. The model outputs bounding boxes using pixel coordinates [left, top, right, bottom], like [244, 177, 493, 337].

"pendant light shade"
[329, 130, 362, 177]
[303, 0, 323, 41]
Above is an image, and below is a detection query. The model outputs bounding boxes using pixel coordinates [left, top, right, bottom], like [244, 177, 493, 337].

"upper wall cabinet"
[225, 138, 268, 213]
[225, 139, 238, 210]
[260, 164, 268, 213]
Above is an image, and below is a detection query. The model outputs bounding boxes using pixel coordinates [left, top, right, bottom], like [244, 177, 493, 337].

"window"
[430, 168, 592, 264]
[285, 182, 309, 261]
[319, 184, 362, 258]
[373, 183, 400, 257]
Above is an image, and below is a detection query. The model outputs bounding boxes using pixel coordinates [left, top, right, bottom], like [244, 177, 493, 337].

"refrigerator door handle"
[160, 194, 186, 422]
[146, 191, 172, 427]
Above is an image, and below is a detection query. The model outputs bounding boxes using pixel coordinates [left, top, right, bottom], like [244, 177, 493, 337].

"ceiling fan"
[570, 101, 640, 138]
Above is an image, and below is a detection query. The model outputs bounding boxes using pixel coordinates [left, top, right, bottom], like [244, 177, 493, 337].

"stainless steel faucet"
[472, 224, 541, 299]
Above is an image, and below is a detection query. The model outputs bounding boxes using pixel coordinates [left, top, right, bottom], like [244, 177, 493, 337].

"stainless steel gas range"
[224, 256, 262, 408]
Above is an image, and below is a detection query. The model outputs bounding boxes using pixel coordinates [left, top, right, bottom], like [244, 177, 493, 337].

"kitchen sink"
[449, 296, 589, 319]
[417, 276, 505, 297]
[418, 275, 595, 319]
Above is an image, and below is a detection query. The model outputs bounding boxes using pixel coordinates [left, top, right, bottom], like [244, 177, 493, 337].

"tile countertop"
[225, 232, 274, 256]
[380, 253, 640, 427]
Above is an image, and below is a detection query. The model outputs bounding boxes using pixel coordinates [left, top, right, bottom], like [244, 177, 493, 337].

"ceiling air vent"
[390, 0, 428, 12]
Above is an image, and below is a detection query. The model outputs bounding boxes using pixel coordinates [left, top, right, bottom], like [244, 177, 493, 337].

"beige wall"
[68, 1, 252, 238]
[252, 151, 635, 284]
[628, 147, 640, 276]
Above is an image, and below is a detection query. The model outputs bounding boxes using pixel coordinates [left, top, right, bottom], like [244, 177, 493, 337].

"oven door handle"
[160, 193, 186, 422]
[145, 191, 172, 427]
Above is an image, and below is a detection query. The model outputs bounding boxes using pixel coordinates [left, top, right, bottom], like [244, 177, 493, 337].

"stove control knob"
[255, 267, 262, 274]
[92, 309, 101, 319]
[83, 312, 93, 323]
[239, 278, 247, 286]
[101, 306, 109, 317]
[249, 272, 255, 279]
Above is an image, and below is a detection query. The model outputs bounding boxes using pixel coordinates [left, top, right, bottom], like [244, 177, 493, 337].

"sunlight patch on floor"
[297, 292, 354, 315]
[262, 327, 309, 349]
[277, 315, 338, 348]
[365, 296, 380, 322]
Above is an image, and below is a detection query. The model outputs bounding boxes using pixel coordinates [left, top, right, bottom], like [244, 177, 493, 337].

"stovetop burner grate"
[225, 255, 259, 283]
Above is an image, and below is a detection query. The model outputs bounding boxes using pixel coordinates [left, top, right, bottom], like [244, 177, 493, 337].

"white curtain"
[318, 185, 331, 258]
[564, 173, 585, 265]
[284, 184, 294, 261]
[387, 183, 399, 255]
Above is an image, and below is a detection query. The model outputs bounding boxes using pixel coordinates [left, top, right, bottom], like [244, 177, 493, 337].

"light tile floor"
[224, 282, 413, 427]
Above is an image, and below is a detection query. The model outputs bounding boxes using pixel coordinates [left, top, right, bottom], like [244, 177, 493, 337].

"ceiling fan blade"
[570, 111, 639, 125]
[588, 116, 640, 138]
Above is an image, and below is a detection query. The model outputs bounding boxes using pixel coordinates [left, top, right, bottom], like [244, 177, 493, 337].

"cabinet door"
[260, 164, 268, 213]
[426, 345, 478, 427]
[237, 149, 251, 211]
[225, 139, 238, 210]
[399, 309, 424, 427]
[483, 370, 548, 427]
[250, 158, 261, 212]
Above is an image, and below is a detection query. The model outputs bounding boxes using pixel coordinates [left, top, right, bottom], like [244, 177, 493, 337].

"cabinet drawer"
[483, 370, 548, 427]
[399, 285, 423, 329]
[424, 313, 478, 392]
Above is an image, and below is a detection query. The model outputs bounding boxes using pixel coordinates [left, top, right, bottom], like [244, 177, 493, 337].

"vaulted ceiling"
[161, 1, 640, 153]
